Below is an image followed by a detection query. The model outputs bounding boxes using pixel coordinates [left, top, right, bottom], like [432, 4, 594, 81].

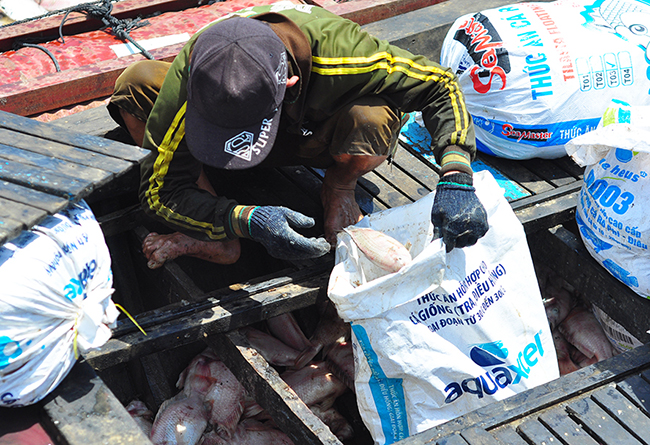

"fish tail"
[294, 345, 321, 369]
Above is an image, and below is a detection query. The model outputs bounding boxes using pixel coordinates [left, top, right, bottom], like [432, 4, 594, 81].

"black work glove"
[431, 173, 489, 252]
[230, 205, 330, 260]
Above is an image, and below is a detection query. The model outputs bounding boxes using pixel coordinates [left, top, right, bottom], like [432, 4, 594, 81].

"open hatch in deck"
[1, 0, 649, 443]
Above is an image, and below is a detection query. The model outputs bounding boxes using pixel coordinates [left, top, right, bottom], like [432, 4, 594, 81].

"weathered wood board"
[0, 109, 149, 246]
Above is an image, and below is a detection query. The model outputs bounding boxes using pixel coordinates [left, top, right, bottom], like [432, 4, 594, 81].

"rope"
[13, 42, 61, 71]
[10, 0, 154, 73]
[60, 0, 153, 59]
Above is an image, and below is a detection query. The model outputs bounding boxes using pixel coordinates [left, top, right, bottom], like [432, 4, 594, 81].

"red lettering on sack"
[470, 66, 507, 93]
[459, 16, 507, 93]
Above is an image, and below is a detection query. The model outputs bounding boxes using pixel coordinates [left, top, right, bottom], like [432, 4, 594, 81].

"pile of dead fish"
[536, 263, 619, 376]
[126, 299, 354, 445]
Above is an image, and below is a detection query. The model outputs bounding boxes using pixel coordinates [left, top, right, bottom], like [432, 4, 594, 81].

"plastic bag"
[327, 171, 558, 444]
[0, 200, 117, 407]
[566, 100, 650, 298]
[440, 0, 650, 160]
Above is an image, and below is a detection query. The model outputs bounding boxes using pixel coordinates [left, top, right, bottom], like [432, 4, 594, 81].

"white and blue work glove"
[431, 172, 489, 252]
[228, 205, 331, 260]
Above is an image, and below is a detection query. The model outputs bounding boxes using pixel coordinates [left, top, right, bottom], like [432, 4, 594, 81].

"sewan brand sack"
[566, 100, 650, 298]
[327, 171, 559, 445]
[440, 0, 650, 160]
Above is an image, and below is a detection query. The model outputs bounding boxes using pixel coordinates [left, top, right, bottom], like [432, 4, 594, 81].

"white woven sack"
[0, 200, 117, 407]
[440, 0, 650, 159]
[566, 101, 650, 298]
[328, 171, 558, 445]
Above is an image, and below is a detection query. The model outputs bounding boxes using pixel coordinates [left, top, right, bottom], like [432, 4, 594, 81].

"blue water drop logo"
[615, 148, 633, 163]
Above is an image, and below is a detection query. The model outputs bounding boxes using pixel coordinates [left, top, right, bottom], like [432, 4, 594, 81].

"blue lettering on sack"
[1, 392, 19, 406]
[63, 259, 98, 300]
[443, 332, 546, 404]
[473, 115, 600, 148]
[0, 336, 22, 370]
[351, 324, 409, 444]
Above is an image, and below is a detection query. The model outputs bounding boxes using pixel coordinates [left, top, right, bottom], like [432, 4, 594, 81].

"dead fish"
[266, 312, 319, 368]
[551, 330, 580, 376]
[310, 405, 354, 441]
[281, 361, 348, 410]
[177, 351, 222, 398]
[126, 399, 154, 437]
[151, 393, 209, 445]
[241, 325, 304, 368]
[558, 305, 617, 363]
[343, 226, 411, 273]
[325, 341, 355, 391]
[307, 300, 351, 362]
[542, 284, 576, 330]
[202, 360, 247, 438]
[199, 419, 295, 445]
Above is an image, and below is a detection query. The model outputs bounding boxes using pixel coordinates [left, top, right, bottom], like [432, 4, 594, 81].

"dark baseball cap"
[185, 17, 288, 169]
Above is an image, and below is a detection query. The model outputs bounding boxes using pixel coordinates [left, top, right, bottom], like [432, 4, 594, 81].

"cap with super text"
[185, 17, 288, 169]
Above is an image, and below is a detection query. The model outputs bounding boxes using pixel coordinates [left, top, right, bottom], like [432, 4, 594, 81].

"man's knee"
[107, 60, 172, 129]
[336, 98, 402, 157]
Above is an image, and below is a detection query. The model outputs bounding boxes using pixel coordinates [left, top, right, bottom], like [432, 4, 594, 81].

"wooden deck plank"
[476, 153, 556, 196]
[0, 110, 149, 164]
[514, 188, 580, 234]
[0, 128, 133, 174]
[0, 217, 23, 246]
[520, 158, 578, 188]
[591, 385, 650, 443]
[307, 166, 389, 216]
[0, 158, 92, 199]
[0, 197, 48, 234]
[205, 330, 342, 445]
[392, 344, 650, 445]
[515, 419, 556, 445]
[437, 433, 470, 445]
[0, 143, 114, 183]
[489, 426, 529, 445]
[459, 426, 504, 445]
[551, 156, 585, 179]
[358, 170, 414, 209]
[390, 147, 440, 191]
[84, 272, 328, 371]
[40, 361, 153, 445]
[566, 398, 643, 445]
[0, 180, 69, 214]
[538, 407, 600, 445]
[372, 159, 433, 202]
[617, 375, 650, 417]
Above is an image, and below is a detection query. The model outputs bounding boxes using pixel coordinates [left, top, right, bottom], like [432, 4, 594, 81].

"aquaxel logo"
[444, 332, 545, 404]
[454, 13, 511, 94]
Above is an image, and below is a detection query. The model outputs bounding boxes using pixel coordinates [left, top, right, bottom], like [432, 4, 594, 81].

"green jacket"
[141, 3, 476, 241]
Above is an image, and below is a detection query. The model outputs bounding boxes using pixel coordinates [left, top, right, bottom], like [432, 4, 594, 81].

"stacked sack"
[0, 200, 117, 407]
[440, 0, 650, 159]
[566, 100, 650, 298]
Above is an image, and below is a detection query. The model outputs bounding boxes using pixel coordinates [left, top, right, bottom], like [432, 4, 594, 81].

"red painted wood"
[0, 0, 303, 117]
[0, 0, 204, 53]
[307, 0, 446, 25]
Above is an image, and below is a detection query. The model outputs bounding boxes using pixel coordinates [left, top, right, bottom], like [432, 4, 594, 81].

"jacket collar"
[254, 13, 311, 130]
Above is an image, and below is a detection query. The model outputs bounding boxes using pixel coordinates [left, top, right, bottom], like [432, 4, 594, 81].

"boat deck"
[1, 0, 649, 443]
[0, 109, 149, 246]
[397, 342, 650, 445]
[41, 103, 650, 445]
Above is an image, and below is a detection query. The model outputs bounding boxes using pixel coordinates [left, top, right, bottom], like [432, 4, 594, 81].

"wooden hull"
[2, 0, 649, 444]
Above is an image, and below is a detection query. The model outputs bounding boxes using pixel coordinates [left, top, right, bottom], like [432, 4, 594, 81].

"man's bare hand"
[142, 232, 240, 269]
[320, 182, 363, 246]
